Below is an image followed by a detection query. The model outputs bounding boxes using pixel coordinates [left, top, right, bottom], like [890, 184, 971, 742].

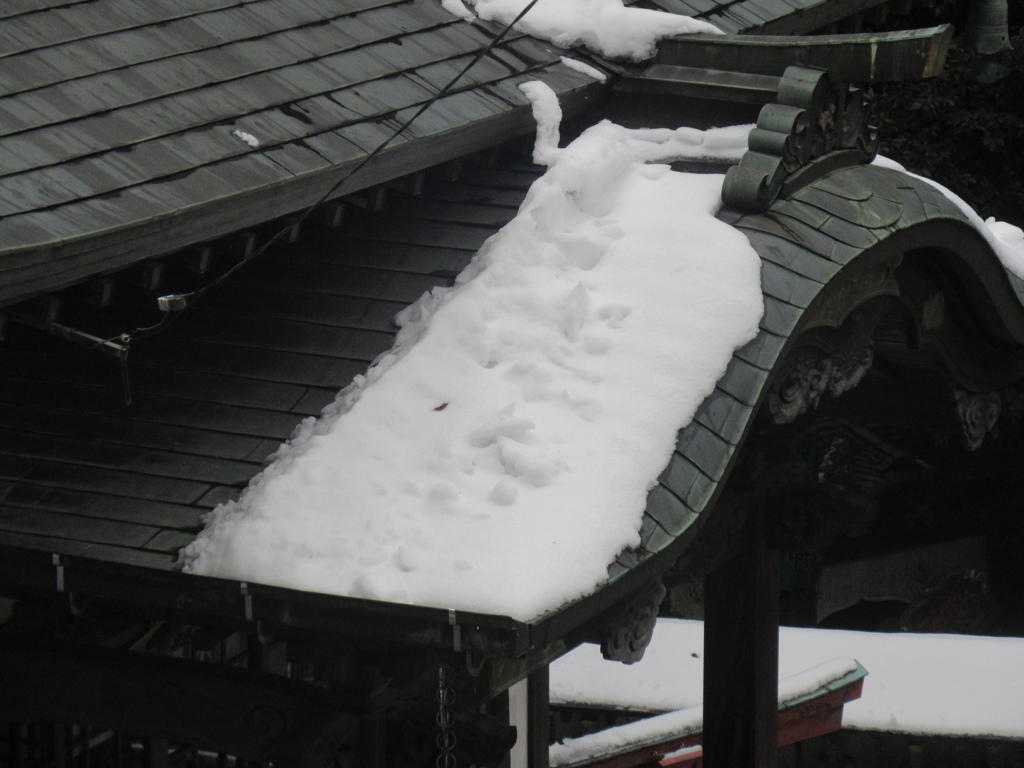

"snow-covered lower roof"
[549, 653, 865, 767]
[551, 618, 1024, 740]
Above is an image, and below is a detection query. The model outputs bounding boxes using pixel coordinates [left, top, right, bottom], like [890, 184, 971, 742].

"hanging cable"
[109, 0, 545, 351]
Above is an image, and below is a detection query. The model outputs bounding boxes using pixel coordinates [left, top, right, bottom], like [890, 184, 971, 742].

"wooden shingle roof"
[633, 0, 890, 36]
[0, 156, 544, 653]
[0, 0, 606, 306]
[0, 0, 895, 308]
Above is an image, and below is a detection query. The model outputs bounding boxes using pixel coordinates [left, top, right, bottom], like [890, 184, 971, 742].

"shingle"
[760, 294, 804, 336]
[638, 514, 675, 553]
[676, 422, 733, 481]
[693, 388, 754, 445]
[760, 258, 822, 307]
[819, 214, 882, 250]
[717, 353, 770, 406]
[735, 328, 787, 370]
[736, 214, 842, 264]
[646, 482, 699, 536]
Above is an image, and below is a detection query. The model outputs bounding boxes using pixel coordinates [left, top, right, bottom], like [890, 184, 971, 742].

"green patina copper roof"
[610, 160, 1024, 590]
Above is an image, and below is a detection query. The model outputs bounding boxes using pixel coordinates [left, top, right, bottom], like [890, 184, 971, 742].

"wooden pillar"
[504, 665, 550, 768]
[508, 678, 529, 768]
[527, 665, 550, 768]
[703, 494, 780, 768]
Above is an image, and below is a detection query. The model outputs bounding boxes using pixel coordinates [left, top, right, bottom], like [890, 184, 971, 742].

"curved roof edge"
[546, 162, 1024, 640]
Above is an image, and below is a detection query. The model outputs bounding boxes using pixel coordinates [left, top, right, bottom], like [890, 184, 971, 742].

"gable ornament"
[722, 65, 878, 212]
[768, 300, 891, 425]
[955, 388, 1001, 451]
[598, 578, 667, 664]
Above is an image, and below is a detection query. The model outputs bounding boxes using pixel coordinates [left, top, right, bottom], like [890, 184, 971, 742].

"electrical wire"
[111, 0, 545, 348]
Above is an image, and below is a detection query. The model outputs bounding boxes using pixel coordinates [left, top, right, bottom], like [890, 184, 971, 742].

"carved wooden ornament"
[600, 579, 667, 664]
[768, 329, 874, 425]
[722, 65, 878, 212]
[955, 388, 1001, 451]
[768, 300, 889, 425]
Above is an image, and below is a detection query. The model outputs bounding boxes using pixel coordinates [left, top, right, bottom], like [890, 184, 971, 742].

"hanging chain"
[435, 666, 457, 768]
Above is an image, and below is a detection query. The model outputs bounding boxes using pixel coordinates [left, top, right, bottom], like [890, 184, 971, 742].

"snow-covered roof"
[551, 618, 1024, 740]
[180, 74, 1024, 624]
[179, 95, 763, 622]
[550, 653, 866, 767]
[5, 0, 1024, 659]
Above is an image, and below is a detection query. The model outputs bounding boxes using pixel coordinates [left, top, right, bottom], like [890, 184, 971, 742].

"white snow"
[445, 0, 722, 61]
[559, 56, 608, 82]
[872, 156, 1024, 280]
[551, 618, 1024, 739]
[549, 655, 863, 766]
[441, 0, 476, 20]
[231, 129, 260, 148]
[179, 85, 762, 622]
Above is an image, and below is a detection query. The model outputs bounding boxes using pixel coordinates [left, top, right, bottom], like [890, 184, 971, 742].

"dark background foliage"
[866, 1, 1024, 226]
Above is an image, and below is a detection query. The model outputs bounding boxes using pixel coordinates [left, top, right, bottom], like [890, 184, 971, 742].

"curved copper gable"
[600, 163, 1024, 603]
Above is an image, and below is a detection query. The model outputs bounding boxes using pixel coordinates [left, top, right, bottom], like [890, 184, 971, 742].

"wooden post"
[503, 664, 550, 768]
[527, 665, 550, 768]
[703, 494, 779, 768]
[507, 678, 529, 768]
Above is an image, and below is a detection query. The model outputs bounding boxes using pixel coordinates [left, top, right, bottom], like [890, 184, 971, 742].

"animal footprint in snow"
[497, 437, 567, 487]
[468, 404, 535, 447]
[560, 282, 590, 342]
[491, 478, 518, 505]
[597, 303, 632, 328]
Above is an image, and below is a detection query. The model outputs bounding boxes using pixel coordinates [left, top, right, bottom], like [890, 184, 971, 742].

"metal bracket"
[52, 553, 65, 593]
[13, 299, 127, 356]
[241, 582, 253, 622]
[448, 608, 462, 653]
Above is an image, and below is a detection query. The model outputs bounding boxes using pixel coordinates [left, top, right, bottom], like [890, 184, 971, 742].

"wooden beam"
[656, 25, 953, 83]
[755, 0, 888, 36]
[308, 200, 346, 229]
[616, 65, 780, 105]
[702, 494, 779, 768]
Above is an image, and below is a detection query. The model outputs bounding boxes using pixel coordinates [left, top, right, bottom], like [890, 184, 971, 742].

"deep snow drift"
[179, 87, 763, 621]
